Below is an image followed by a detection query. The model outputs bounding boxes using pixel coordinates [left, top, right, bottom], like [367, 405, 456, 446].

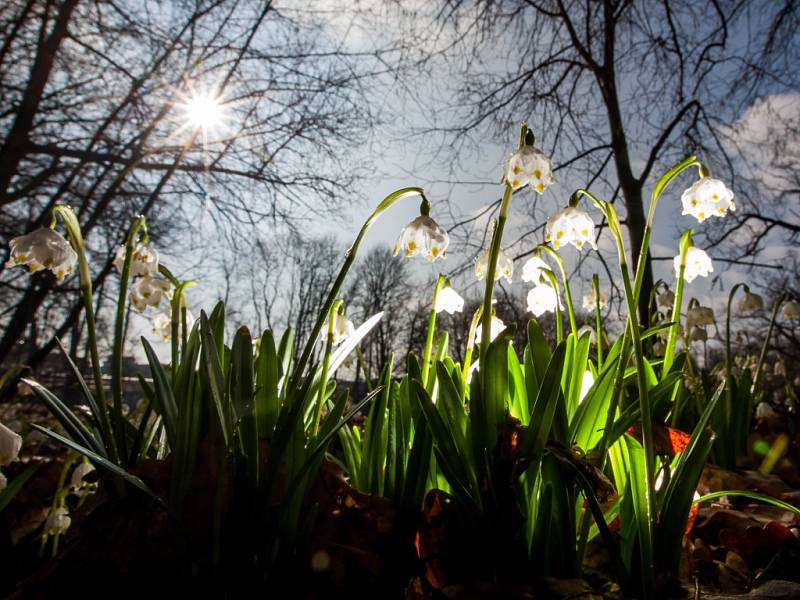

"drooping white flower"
[474, 316, 506, 346]
[657, 290, 675, 308]
[43, 506, 71, 536]
[0, 421, 22, 467]
[737, 291, 764, 315]
[16, 380, 34, 396]
[504, 145, 554, 193]
[129, 275, 171, 312]
[113, 242, 159, 277]
[577, 325, 596, 345]
[688, 326, 708, 343]
[755, 402, 776, 421]
[686, 305, 715, 328]
[474, 248, 513, 283]
[544, 207, 597, 251]
[582, 288, 608, 311]
[393, 215, 449, 262]
[435, 286, 465, 315]
[521, 256, 549, 284]
[152, 309, 194, 341]
[322, 311, 355, 346]
[526, 284, 562, 317]
[70, 461, 96, 490]
[782, 300, 800, 320]
[6, 228, 77, 280]
[579, 370, 595, 403]
[680, 177, 735, 223]
[674, 247, 713, 283]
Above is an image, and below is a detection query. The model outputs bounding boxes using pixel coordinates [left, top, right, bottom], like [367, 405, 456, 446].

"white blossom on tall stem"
[577, 324, 596, 345]
[781, 300, 800, 320]
[43, 506, 71, 536]
[737, 291, 764, 315]
[474, 315, 505, 345]
[680, 177, 735, 223]
[688, 326, 708, 343]
[674, 247, 713, 282]
[129, 275, 172, 312]
[545, 207, 597, 251]
[394, 215, 449, 262]
[322, 311, 355, 346]
[113, 242, 159, 277]
[152, 309, 194, 341]
[5, 228, 77, 280]
[582, 287, 607, 311]
[475, 248, 513, 283]
[686, 305, 715, 328]
[521, 256, 549, 284]
[0, 422, 22, 466]
[504, 145, 554, 193]
[526, 284, 562, 317]
[435, 286, 465, 315]
[657, 289, 675, 308]
[70, 462, 96, 491]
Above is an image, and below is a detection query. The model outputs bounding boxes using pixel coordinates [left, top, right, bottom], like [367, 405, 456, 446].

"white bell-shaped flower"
[504, 146, 554, 193]
[393, 215, 449, 262]
[474, 316, 506, 345]
[322, 311, 355, 346]
[755, 402, 776, 420]
[657, 290, 675, 308]
[113, 242, 159, 277]
[688, 326, 708, 343]
[577, 325, 596, 345]
[737, 291, 764, 315]
[43, 506, 71, 536]
[526, 284, 562, 317]
[579, 370, 595, 403]
[774, 360, 787, 378]
[686, 306, 715, 328]
[0, 422, 22, 467]
[521, 256, 549, 284]
[680, 177, 735, 223]
[781, 300, 800, 320]
[582, 288, 608, 311]
[474, 248, 513, 283]
[152, 309, 194, 341]
[129, 275, 171, 312]
[652, 340, 666, 357]
[435, 286, 465, 315]
[545, 207, 597, 251]
[674, 247, 713, 283]
[70, 461, 96, 490]
[6, 228, 77, 280]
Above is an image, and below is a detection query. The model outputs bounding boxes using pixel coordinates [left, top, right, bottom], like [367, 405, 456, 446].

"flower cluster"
[475, 248, 513, 284]
[6, 228, 77, 281]
[394, 215, 449, 262]
[582, 288, 608, 311]
[113, 242, 159, 277]
[680, 177, 735, 223]
[504, 146, 554, 193]
[545, 207, 597, 251]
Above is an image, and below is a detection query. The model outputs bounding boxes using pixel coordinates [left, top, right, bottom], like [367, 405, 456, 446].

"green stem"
[462, 305, 483, 393]
[663, 264, 688, 376]
[593, 274, 603, 369]
[541, 268, 564, 343]
[536, 244, 578, 338]
[421, 275, 446, 387]
[111, 216, 145, 464]
[53, 206, 119, 464]
[752, 294, 785, 395]
[355, 345, 373, 393]
[312, 300, 342, 436]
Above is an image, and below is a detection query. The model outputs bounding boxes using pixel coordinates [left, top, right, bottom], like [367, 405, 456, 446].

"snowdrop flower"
[686, 305, 715, 328]
[152, 309, 194, 341]
[545, 207, 597, 251]
[680, 177, 735, 223]
[322, 311, 355, 346]
[782, 300, 800, 320]
[579, 370, 595, 403]
[674, 247, 713, 283]
[6, 228, 77, 280]
[577, 325, 596, 345]
[737, 291, 764, 315]
[582, 288, 608, 311]
[755, 402, 776, 421]
[435, 286, 464, 315]
[129, 275, 171, 312]
[688, 326, 707, 343]
[521, 256, 549, 284]
[43, 507, 71, 536]
[475, 248, 513, 283]
[504, 145, 554, 193]
[0, 421, 22, 466]
[113, 242, 159, 277]
[774, 360, 787, 378]
[474, 316, 505, 346]
[526, 284, 562, 317]
[394, 215, 449, 262]
[70, 461, 96, 490]
[657, 290, 675, 308]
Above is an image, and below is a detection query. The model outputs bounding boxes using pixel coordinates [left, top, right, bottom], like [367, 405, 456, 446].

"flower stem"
[312, 300, 342, 437]
[593, 274, 604, 369]
[53, 206, 118, 464]
[462, 305, 483, 393]
[752, 294, 785, 395]
[421, 275, 446, 387]
[536, 244, 578, 338]
[663, 230, 693, 376]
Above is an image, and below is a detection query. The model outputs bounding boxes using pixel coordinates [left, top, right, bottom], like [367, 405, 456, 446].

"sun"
[183, 92, 226, 133]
